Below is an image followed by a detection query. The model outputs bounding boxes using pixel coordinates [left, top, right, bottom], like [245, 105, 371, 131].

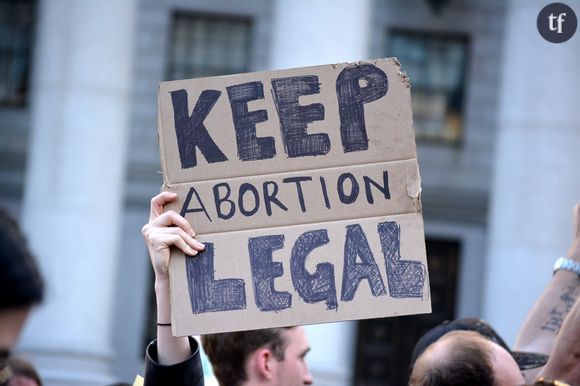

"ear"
[250, 348, 277, 380]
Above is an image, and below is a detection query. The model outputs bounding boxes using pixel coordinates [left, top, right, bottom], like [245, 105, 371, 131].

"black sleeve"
[144, 336, 205, 386]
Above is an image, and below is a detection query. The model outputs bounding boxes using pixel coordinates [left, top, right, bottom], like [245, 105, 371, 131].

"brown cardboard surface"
[169, 213, 429, 336]
[163, 159, 421, 234]
[158, 58, 416, 184]
[158, 58, 430, 336]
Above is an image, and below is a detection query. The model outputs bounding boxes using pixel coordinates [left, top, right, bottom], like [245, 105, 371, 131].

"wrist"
[567, 243, 580, 262]
[155, 276, 170, 290]
[155, 279, 171, 322]
[154, 278, 171, 307]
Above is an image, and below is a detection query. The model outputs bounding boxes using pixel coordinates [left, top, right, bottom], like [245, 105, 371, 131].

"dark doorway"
[353, 238, 460, 386]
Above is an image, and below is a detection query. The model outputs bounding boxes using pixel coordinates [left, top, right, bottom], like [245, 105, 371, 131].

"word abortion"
[180, 170, 390, 222]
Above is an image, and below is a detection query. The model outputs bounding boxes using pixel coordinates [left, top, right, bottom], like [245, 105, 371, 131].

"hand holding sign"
[142, 192, 205, 276]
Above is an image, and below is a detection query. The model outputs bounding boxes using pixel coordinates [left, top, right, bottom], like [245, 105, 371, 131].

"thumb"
[573, 203, 580, 241]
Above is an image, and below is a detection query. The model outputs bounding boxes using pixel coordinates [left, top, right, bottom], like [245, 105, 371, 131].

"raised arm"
[514, 204, 580, 356]
[141, 191, 205, 365]
[536, 294, 580, 385]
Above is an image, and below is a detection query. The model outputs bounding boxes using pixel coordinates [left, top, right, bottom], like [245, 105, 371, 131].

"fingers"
[149, 210, 196, 237]
[142, 207, 205, 258]
[143, 225, 205, 272]
[154, 226, 205, 252]
[151, 231, 201, 257]
[568, 203, 580, 261]
[573, 203, 580, 240]
[144, 194, 205, 277]
[150, 191, 178, 221]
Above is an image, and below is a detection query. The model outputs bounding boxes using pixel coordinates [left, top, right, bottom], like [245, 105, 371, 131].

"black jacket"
[144, 337, 204, 386]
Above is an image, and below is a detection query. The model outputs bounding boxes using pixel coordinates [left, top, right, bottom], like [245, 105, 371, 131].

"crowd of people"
[1, 192, 579, 386]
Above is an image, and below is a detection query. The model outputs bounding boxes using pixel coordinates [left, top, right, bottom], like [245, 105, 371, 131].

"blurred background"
[1, 0, 580, 385]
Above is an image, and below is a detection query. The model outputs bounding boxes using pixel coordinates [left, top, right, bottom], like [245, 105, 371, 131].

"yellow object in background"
[133, 375, 144, 386]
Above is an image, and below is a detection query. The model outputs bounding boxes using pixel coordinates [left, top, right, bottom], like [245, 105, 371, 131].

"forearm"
[142, 192, 205, 368]
[537, 296, 580, 385]
[154, 279, 191, 365]
[514, 269, 580, 354]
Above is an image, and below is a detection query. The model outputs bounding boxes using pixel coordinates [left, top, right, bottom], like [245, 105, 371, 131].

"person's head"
[0, 207, 44, 384]
[0, 208, 44, 314]
[409, 330, 524, 386]
[411, 318, 548, 386]
[201, 326, 313, 386]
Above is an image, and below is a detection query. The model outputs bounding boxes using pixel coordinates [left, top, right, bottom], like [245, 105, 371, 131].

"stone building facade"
[1, 0, 579, 385]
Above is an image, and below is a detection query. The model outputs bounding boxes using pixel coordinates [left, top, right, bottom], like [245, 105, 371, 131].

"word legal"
[185, 221, 425, 314]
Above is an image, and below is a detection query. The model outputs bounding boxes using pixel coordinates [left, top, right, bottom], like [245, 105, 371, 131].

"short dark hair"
[201, 327, 293, 386]
[0, 208, 44, 310]
[409, 331, 496, 386]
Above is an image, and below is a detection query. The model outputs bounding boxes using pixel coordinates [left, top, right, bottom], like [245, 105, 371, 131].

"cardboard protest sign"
[157, 58, 430, 336]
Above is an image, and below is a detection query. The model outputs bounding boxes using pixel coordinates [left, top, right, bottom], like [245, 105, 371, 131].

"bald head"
[410, 331, 496, 386]
[410, 331, 525, 386]
[409, 331, 524, 386]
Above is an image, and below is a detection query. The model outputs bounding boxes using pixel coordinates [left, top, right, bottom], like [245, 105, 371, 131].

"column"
[483, 0, 580, 344]
[269, 0, 372, 384]
[270, 0, 372, 69]
[19, 1, 136, 385]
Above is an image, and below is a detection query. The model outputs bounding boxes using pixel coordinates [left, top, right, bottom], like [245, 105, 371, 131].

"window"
[389, 30, 468, 143]
[0, 0, 35, 106]
[166, 13, 253, 80]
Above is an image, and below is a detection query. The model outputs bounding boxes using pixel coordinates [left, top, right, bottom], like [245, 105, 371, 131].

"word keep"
[170, 64, 389, 168]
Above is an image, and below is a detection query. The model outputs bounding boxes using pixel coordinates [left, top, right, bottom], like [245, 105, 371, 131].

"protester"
[409, 328, 528, 385]
[409, 329, 523, 385]
[202, 328, 312, 386]
[409, 203, 580, 385]
[141, 192, 313, 386]
[413, 312, 580, 386]
[0, 208, 44, 386]
[408, 318, 547, 385]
